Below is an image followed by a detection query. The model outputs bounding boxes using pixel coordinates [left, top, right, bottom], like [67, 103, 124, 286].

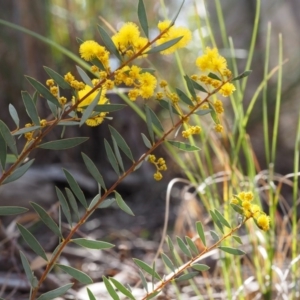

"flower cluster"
[231, 191, 270, 231]
[114, 65, 157, 101]
[157, 20, 192, 54]
[79, 40, 110, 69]
[148, 155, 167, 181]
[194, 47, 235, 97]
[182, 125, 201, 138]
[112, 22, 150, 57]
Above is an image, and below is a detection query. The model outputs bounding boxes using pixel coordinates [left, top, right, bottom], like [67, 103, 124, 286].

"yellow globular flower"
[219, 82, 236, 97]
[70, 80, 85, 90]
[40, 119, 47, 127]
[128, 89, 140, 101]
[64, 72, 75, 84]
[91, 65, 99, 73]
[214, 99, 224, 114]
[154, 171, 163, 181]
[156, 20, 192, 55]
[50, 86, 58, 97]
[59, 96, 67, 105]
[24, 132, 33, 141]
[257, 214, 270, 231]
[114, 22, 140, 47]
[46, 79, 55, 87]
[214, 124, 223, 133]
[160, 80, 168, 88]
[104, 79, 114, 90]
[156, 92, 163, 100]
[148, 155, 156, 163]
[196, 47, 227, 73]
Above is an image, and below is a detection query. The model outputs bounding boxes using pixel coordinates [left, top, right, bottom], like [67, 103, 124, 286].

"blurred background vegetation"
[0, 0, 299, 173]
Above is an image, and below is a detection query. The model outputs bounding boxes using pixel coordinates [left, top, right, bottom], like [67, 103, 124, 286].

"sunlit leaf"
[219, 246, 245, 256]
[87, 288, 97, 300]
[44, 66, 71, 89]
[176, 237, 192, 258]
[132, 258, 161, 280]
[185, 236, 199, 256]
[214, 209, 231, 229]
[110, 277, 135, 300]
[57, 264, 93, 284]
[63, 169, 87, 208]
[138, 0, 148, 38]
[2, 159, 34, 184]
[38, 137, 89, 150]
[0, 120, 18, 156]
[80, 91, 101, 127]
[115, 191, 134, 216]
[17, 224, 48, 261]
[141, 133, 152, 148]
[104, 139, 120, 176]
[191, 263, 210, 272]
[168, 140, 200, 152]
[196, 221, 206, 247]
[146, 36, 182, 54]
[97, 25, 122, 61]
[176, 88, 194, 106]
[72, 238, 114, 250]
[210, 210, 224, 233]
[30, 202, 62, 238]
[36, 283, 73, 300]
[21, 91, 40, 126]
[55, 186, 72, 226]
[103, 276, 120, 300]
[175, 272, 198, 282]
[161, 253, 175, 272]
[0, 206, 28, 216]
[232, 70, 252, 81]
[232, 235, 243, 245]
[109, 125, 134, 162]
[20, 251, 39, 288]
[81, 152, 106, 189]
[25, 76, 61, 107]
[9, 103, 20, 128]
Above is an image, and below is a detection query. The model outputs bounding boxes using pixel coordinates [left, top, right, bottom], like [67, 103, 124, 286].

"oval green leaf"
[30, 202, 62, 238]
[3, 159, 35, 184]
[175, 272, 198, 282]
[57, 264, 93, 284]
[21, 91, 40, 126]
[219, 246, 245, 256]
[168, 141, 200, 152]
[132, 258, 161, 280]
[25, 76, 61, 108]
[38, 137, 89, 150]
[146, 36, 182, 54]
[0, 120, 18, 156]
[191, 263, 210, 272]
[115, 191, 134, 216]
[17, 223, 48, 261]
[138, 0, 148, 38]
[0, 206, 28, 216]
[36, 283, 73, 300]
[196, 221, 206, 247]
[72, 238, 114, 250]
[110, 277, 135, 300]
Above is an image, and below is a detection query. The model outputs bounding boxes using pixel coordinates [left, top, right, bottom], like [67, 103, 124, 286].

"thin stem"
[142, 219, 248, 300]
